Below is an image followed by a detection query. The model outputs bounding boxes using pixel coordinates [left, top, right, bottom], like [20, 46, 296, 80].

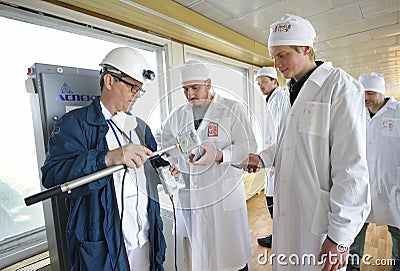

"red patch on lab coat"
[207, 122, 218, 137]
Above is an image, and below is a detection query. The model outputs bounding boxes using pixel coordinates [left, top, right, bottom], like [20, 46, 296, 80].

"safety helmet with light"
[100, 47, 155, 83]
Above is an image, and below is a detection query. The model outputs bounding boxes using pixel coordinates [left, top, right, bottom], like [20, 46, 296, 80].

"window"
[186, 53, 249, 105]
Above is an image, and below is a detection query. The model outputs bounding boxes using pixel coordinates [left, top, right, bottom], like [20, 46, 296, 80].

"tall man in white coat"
[247, 14, 370, 271]
[347, 72, 400, 271]
[254, 67, 290, 248]
[159, 60, 257, 271]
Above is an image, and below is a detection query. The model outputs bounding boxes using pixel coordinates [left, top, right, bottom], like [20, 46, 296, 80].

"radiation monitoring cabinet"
[25, 63, 187, 271]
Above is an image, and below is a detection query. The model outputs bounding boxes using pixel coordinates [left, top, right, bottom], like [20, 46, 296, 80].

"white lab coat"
[260, 62, 371, 271]
[263, 87, 291, 196]
[366, 96, 400, 228]
[159, 93, 257, 271]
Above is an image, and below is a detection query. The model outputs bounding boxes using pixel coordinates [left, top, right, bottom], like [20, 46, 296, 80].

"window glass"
[186, 53, 248, 105]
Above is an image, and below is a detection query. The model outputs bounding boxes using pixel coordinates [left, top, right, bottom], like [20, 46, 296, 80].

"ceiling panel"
[343, 11, 398, 34]
[325, 32, 371, 48]
[206, 0, 278, 18]
[315, 24, 350, 43]
[308, 4, 363, 30]
[249, 30, 269, 46]
[173, 0, 400, 98]
[328, 0, 363, 8]
[370, 24, 400, 39]
[190, 2, 231, 23]
[359, 0, 400, 17]
[249, 0, 333, 18]
[222, 9, 278, 37]
[356, 36, 398, 51]
[376, 44, 400, 54]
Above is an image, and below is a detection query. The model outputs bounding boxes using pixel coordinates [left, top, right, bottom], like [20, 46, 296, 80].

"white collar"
[100, 101, 137, 131]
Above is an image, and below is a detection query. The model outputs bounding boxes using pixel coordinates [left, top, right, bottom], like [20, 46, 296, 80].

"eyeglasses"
[113, 75, 146, 97]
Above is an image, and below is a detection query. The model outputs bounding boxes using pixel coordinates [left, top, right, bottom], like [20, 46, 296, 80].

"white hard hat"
[180, 60, 210, 84]
[256, 67, 278, 80]
[100, 47, 154, 83]
[268, 14, 316, 48]
[359, 72, 385, 95]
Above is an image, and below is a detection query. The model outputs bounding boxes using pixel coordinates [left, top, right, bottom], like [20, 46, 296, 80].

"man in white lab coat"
[254, 67, 290, 248]
[247, 14, 370, 271]
[159, 60, 257, 271]
[347, 72, 400, 271]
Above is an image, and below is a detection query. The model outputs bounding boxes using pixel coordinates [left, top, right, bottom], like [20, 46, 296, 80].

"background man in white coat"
[159, 60, 257, 271]
[247, 14, 370, 271]
[347, 72, 400, 271]
[254, 67, 290, 248]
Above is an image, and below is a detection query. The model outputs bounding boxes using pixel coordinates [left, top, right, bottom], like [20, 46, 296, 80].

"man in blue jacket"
[41, 47, 166, 270]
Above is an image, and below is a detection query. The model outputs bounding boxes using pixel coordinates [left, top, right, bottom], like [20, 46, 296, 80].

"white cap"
[256, 67, 278, 80]
[180, 60, 210, 84]
[359, 72, 385, 95]
[268, 14, 316, 48]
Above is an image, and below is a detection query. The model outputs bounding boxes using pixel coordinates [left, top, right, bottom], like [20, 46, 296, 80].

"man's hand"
[191, 144, 222, 166]
[105, 143, 153, 168]
[169, 165, 180, 181]
[245, 153, 263, 173]
[269, 166, 275, 177]
[318, 238, 348, 271]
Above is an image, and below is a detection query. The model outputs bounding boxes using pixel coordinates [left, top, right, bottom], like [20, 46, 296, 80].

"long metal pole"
[24, 165, 125, 206]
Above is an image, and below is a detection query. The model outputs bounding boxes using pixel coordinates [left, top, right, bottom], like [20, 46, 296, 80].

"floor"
[246, 192, 394, 271]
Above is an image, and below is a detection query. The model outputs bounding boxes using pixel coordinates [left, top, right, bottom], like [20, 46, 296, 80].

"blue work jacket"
[41, 98, 166, 271]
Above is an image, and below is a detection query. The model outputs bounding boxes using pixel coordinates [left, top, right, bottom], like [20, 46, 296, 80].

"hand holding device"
[191, 144, 218, 166]
[231, 153, 263, 173]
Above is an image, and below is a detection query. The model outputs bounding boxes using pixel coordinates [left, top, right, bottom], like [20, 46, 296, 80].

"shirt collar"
[100, 100, 113, 120]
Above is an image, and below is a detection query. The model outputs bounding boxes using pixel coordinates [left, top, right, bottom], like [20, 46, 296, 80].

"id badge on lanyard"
[107, 120, 137, 198]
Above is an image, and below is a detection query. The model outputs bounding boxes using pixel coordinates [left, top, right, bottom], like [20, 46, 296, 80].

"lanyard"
[107, 119, 132, 147]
